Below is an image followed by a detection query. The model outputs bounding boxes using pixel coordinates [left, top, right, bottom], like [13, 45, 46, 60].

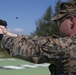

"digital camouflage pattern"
[1, 35, 76, 75]
[51, 1, 76, 21]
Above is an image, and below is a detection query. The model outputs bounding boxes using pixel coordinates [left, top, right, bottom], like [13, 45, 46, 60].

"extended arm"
[5, 31, 18, 37]
[0, 26, 17, 37]
[2, 35, 76, 74]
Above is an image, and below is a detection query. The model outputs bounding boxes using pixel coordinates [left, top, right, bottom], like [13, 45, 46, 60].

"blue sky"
[0, 0, 67, 35]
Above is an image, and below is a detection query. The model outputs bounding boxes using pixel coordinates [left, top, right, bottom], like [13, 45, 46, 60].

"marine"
[1, 35, 76, 75]
[0, 0, 76, 75]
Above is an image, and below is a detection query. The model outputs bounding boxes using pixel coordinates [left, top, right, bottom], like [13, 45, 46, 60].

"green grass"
[0, 49, 11, 58]
[0, 49, 50, 75]
[0, 67, 50, 75]
[0, 58, 50, 75]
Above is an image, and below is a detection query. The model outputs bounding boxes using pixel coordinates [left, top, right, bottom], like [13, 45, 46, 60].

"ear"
[69, 16, 75, 29]
[70, 16, 76, 23]
[70, 16, 76, 37]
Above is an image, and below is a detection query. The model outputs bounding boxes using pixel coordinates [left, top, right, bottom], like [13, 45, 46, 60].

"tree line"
[31, 0, 73, 36]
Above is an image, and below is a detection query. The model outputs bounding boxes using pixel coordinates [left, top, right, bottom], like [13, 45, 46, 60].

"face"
[58, 16, 74, 37]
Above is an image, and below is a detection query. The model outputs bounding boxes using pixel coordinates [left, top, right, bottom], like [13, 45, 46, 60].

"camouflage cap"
[51, 1, 76, 21]
[51, 13, 67, 21]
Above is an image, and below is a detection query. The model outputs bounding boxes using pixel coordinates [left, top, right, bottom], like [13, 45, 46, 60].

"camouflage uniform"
[1, 1, 76, 74]
[1, 35, 76, 75]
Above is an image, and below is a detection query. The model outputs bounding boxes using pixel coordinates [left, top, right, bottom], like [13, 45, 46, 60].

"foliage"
[0, 48, 11, 58]
[54, 0, 61, 16]
[31, 6, 53, 36]
[31, 0, 62, 36]
[31, 5, 60, 36]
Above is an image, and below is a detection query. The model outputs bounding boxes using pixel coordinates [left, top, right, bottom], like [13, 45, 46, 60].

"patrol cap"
[51, 1, 76, 21]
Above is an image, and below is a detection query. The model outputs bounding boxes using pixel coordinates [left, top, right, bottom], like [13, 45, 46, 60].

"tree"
[54, 0, 61, 16]
[50, 0, 62, 36]
[31, 6, 53, 36]
[31, 0, 69, 36]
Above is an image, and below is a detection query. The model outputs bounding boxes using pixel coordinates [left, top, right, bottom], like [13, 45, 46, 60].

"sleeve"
[2, 35, 76, 74]
[1, 35, 71, 63]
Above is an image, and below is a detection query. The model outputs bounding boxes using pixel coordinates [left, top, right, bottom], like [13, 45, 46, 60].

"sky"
[0, 0, 67, 35]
